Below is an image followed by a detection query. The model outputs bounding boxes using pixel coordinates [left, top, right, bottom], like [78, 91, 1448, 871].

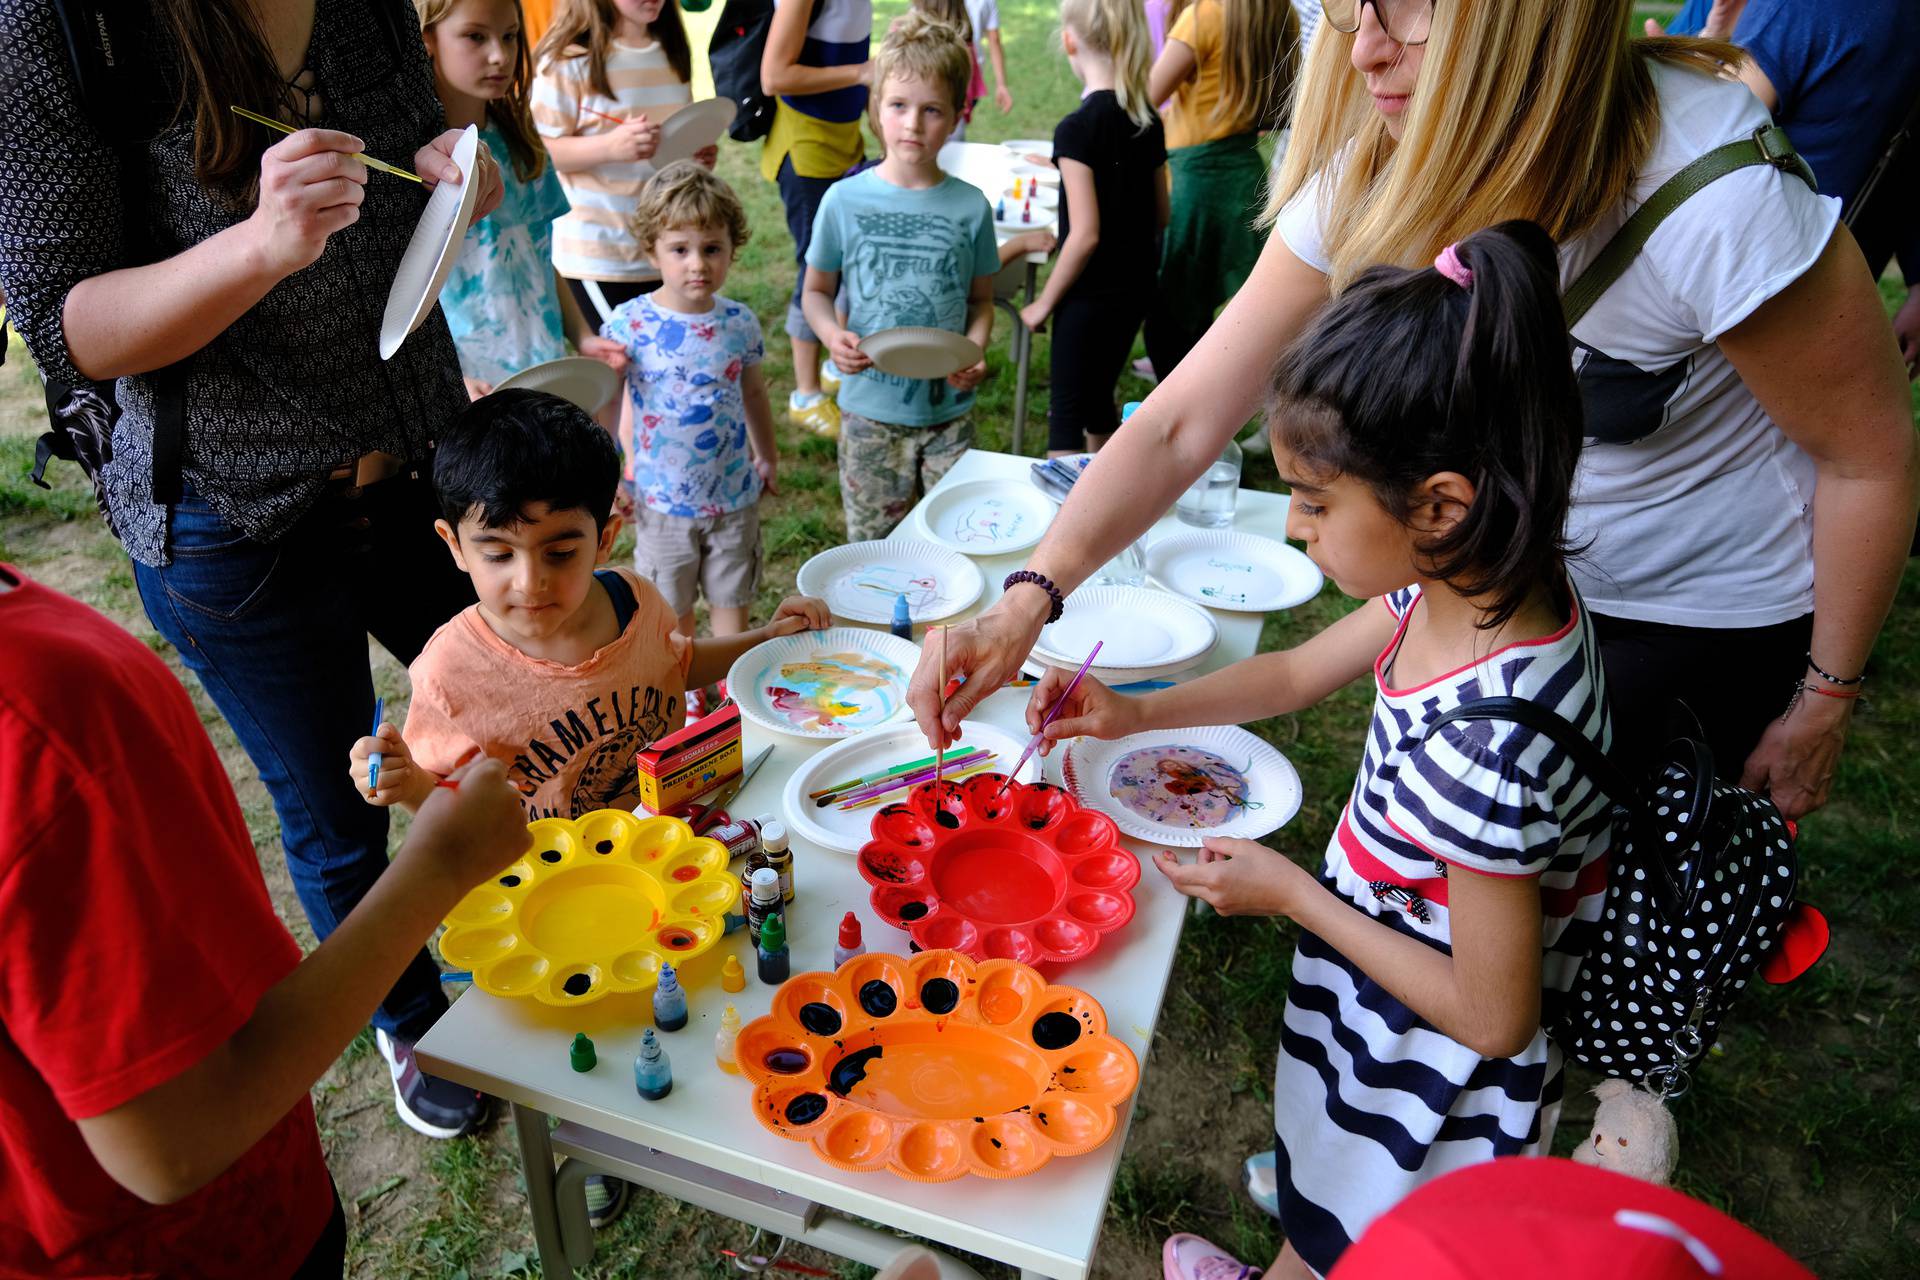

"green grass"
[3, 2, 1918, 1274]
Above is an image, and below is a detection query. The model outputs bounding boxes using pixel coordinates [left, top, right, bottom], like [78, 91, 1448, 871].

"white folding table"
[417, 451, 1297, 1279]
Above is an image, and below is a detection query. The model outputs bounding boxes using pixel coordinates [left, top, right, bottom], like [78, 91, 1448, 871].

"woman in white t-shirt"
[908, 0, 1917, 823]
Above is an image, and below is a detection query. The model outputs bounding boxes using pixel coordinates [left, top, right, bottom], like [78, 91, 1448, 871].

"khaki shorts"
[631, 504, 763, 616]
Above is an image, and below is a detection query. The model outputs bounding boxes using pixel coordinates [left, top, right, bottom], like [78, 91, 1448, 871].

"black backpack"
[1426, 698, 1827, 1099]
[708, 0, 824, 144]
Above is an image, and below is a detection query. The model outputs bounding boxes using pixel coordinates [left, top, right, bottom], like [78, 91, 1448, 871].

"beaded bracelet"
[1805, 653, 1865, 687]
[1003, 570, 1065, 623]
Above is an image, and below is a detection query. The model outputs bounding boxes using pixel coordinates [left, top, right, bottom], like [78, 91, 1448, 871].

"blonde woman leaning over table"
[907, 0, 1919, 821]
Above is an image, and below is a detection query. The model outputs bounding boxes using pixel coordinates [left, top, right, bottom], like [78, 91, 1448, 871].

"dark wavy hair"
[435, 389, 622, 533]
[1268, 219, 1584, 629]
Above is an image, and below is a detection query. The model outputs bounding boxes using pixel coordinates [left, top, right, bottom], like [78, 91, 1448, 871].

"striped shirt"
[533, 41, 691, 281]
[1274, 584, 1613, 1274]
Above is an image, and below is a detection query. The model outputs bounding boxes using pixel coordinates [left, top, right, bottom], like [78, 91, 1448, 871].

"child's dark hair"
[1269, 220, 1583, 629]
[435, 389, 622, 532]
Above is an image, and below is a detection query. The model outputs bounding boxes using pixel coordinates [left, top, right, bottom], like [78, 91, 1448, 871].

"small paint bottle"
[652, 962, 688, 1032]
[746, 867, 782, 942]
[708, 816, 762, 862]
[757, 912, 791, 985]
[569, 1032, 596, 1073]
[761, 818, 794, 903]
[715, 1003, 742, 1075]
[833, 912, 865, 969]
[891, 592, 913, 640]
[731, 850, 770, 935]
[633, 1028, 672, 1100]
[719, 954, 746, 992]
[995, 198, 1006, 220]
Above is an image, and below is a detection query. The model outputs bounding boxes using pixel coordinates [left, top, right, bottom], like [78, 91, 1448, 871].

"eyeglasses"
[1322, 0, 1436, 47]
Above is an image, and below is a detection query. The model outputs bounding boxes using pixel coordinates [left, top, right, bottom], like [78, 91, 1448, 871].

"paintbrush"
[229, 106, 423, 183]
[997, 641, 1103, 799]
[812, 751, 946, 802]
[935, 626, 947, 786]
[839, 758, 1001, 811]
[833, 748, 993, 808]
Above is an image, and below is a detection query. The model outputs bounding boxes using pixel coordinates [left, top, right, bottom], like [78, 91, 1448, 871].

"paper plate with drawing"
[728, 628, 920, 740]
[1063, 726, 1301, 845]
[796, 540, 986, 626]
[1143, 529, 1324, 613]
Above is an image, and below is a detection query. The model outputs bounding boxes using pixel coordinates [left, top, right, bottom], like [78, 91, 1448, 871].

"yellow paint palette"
[440, 810, 735, 1006]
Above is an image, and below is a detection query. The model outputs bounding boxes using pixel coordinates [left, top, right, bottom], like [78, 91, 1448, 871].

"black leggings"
[291, 1184, 346, 1278]
[1046, 288, 1149, 452]
[1592, 610, 1813, 783]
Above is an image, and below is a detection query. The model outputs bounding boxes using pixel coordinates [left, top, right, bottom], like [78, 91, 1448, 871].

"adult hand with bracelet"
[906, 573, 1061, 750]
[1740, 654, 1866, 820]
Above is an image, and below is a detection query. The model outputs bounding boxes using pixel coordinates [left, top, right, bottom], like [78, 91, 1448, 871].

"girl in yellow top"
[1143, 0, 1297, 377]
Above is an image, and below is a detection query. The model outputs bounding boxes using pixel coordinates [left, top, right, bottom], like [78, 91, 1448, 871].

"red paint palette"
[856, 775, 1139, 965]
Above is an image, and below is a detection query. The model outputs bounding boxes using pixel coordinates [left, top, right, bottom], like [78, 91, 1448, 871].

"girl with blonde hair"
[1141, 0, 1299, 376]
[915, 0, 1916, 835]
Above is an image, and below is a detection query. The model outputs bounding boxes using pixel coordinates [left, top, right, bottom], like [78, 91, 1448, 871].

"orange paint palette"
[439, 810, 735, 1007]
[856, 775, 1140, 965]
[739, 950, 1140, 1181]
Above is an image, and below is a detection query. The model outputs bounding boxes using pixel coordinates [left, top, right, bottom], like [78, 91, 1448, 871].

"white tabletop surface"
[941, 140, 1056, 263]
[417, 451, 1299, 1280]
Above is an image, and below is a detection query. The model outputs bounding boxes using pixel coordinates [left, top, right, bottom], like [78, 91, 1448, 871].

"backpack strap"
[1426, 695, 1637, 804]
[1563, 123, 1817, 328]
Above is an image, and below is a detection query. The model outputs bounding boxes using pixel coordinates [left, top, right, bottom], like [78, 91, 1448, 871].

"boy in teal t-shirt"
[802, 13, 999, 540]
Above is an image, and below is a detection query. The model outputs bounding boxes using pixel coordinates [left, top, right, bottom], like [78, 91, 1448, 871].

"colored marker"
[367, 696, 384, 797]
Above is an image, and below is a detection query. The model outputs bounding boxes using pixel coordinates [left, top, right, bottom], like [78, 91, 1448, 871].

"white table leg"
[511, 1101, 573, 1277]
[1012, 261, 1038, 454]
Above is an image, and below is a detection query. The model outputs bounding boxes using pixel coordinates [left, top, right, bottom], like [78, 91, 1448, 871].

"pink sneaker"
[1163, 1233, 1261, 1280]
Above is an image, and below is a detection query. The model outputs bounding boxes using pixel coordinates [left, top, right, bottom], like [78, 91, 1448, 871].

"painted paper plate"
[439, 810, 734, 1006]
[381, 124, 481, 361]
[727, 628, 920, 740]
[495, 356, 623, 413]
[1029, 453, 1093, 504]
[739, 950, 1139, 1181]
[652, 96, 737, 164]
[1032, 586, 1218, 676]
[795, 539, 985, 626]
[914, 480, 1055, 557]
[1144, 530, 1324, 613]
[782, 720, 1041, 855]
[1062, 726, 1301, 846]
[858, 326, 985, 380]
[1001, 138, 1053, 157]
[857, 774, 1140, 966]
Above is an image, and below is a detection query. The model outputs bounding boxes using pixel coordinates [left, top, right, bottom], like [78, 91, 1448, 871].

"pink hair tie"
[1434, 243, 1473, 290]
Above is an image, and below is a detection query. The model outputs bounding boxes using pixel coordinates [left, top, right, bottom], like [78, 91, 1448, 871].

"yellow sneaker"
[788, 391, 841, 439]
[819, 360, 843, 395]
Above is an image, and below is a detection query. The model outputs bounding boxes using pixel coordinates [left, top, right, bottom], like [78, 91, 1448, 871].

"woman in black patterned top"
[0, 0, 505, 1144]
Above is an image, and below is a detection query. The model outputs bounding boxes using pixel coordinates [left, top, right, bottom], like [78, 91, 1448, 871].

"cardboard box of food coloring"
[635, 700, 742, 818]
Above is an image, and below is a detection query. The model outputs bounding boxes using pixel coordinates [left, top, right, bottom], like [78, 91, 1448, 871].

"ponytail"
[1060, 0, 1154, 130]
[1268, 220, 1583, 629]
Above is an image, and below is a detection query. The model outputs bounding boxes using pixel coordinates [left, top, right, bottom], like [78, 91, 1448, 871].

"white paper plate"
[1144, 530, 1324, 613]
[1063, 726, 1301, 845]
[998, 184, 1058, 209]
[858, 326, 984, 380]
[494, 356, 623, 412]
[781, 719, 1041, 854]
[653, 97, 737, 165]
[796, 539, 985, 626]
[381, 124, 481, 361]
[1011, 160, 1057, 184]
[726, 628, 920, 740]
[1033, 586, 1218, 674]
[994, 211, 1056, 234]
[914, 480, 1055, 557]
[1029, 453, 1093, 504]
[1002, 138, 1052, 157]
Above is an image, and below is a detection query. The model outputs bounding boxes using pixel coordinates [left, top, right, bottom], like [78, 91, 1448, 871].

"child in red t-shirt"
[0, 565, 529, 1279]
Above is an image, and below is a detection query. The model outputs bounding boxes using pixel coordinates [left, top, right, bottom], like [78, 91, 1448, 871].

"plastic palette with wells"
[739, 950, 1140, 1181]
[855, 775, 1141, 966]
[439, 810, 736, 1007]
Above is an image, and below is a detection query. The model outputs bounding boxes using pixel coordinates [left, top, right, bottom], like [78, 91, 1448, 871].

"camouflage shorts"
[839, 412, 974, 542]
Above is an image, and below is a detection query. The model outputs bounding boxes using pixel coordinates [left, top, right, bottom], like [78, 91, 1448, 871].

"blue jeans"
[776, 154, 845, 344]
[134, 474, 475, 1041]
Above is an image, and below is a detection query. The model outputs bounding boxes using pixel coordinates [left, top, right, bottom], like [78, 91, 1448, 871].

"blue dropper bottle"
[891, 592, 913, 640]
[633, 1028, 672, 1100]
[653, 962, 687, 1031]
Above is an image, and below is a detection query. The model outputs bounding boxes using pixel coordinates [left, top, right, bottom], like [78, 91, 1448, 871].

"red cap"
[1331, 1158, 1811, 1280]
[838, 912, 863, 948]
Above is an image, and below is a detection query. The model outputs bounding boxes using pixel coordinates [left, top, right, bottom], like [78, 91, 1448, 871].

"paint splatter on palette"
[762, 651, 909, 735]
[1107, 746, 1262, 828]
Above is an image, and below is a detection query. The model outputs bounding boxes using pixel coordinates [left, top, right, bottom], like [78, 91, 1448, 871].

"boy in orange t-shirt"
[349, 389, 826, 820]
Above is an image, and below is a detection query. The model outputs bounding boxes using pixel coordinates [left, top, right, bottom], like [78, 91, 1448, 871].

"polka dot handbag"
[1428, 697, 1810, 1100]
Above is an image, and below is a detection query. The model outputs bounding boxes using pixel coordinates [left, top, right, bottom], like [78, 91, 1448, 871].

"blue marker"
[367, 696, 384, 796]
[891, 592, 913, 640]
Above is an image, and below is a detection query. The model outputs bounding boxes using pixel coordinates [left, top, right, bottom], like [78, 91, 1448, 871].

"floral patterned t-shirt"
[441, 124, 572, 386]
[602, 294, 766, 517]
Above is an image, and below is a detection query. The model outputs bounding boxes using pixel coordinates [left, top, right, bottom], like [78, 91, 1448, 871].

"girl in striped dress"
[1025, 221, 1612, 1278]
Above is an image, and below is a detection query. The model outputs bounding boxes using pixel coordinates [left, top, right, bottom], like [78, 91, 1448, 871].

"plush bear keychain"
[1572, 1079, 1679, 1185]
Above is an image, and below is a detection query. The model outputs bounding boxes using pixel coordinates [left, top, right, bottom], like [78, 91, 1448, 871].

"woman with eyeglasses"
[909, 0, 1916, 833]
